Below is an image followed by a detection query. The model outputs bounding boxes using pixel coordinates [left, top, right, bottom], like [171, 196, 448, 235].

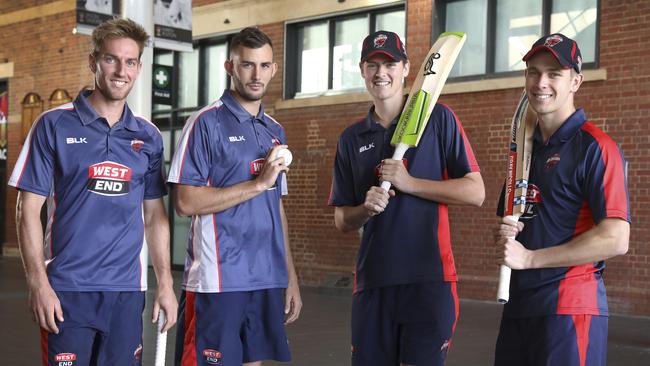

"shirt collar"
[533, 108, 587, 146]
[220, 89, 267, 126]
[357, 105, 399, 135]
[74, 90, 139, 131]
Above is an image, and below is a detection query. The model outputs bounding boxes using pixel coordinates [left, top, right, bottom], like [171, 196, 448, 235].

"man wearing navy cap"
[329, 30, 485, 365]
[9, 18, 177, 364]
[168, 27, 301, 366]
[494, 33, 630, 365]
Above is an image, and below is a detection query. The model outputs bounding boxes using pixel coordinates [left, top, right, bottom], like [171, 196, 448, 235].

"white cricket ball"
[276, 148, 293, 166]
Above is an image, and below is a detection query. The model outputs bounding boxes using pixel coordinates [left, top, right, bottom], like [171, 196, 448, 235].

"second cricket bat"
[496, 91, 537, 304]
[380, 32, 467, 191]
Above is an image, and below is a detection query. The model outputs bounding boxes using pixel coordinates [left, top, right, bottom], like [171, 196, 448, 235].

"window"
[440, 0, 599, 79]
[152, 38, 230, 267]
[285, 5, 406, 99]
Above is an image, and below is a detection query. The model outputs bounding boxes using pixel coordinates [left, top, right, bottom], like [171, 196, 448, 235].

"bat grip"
[380, 144, 409, 192]
[155, 310, 167, 366]
[497, 215, 519, 304]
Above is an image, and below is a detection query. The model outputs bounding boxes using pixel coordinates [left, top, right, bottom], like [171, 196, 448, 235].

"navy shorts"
[174, 289, 291, 366]
[495, 314, 607, 366]
[351, 282, 459, 366]
[41, 291, 145, 366]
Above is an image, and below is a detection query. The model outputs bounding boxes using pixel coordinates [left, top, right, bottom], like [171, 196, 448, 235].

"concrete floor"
[1, 256, 648, 365]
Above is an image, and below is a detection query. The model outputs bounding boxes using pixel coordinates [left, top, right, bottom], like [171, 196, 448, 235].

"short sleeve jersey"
[329, 103, 480, 292]
[499, 109, 630, 318]
[167, 90, 289, 293]
[8, 90, 167, 291]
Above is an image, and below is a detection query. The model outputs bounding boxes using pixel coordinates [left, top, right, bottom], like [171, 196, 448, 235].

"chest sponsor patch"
[87, 161, 132, 196]
[250, 158, 265, 175]
[202, 349, 222, 364]
[54, 353, 77, 365]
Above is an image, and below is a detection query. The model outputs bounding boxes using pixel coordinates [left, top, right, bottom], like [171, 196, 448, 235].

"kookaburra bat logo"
[424, 53, 441, 76]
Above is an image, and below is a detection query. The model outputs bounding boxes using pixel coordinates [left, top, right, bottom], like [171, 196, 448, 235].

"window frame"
[435, 0, 601, 82]
[284, 3, 407, 99]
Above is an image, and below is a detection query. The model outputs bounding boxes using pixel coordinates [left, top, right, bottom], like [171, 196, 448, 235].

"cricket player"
[494, 33, 630, 366]
[10, 18, 177, 365]
[168, 27, 301, 366]
[330, 30, 485, 366]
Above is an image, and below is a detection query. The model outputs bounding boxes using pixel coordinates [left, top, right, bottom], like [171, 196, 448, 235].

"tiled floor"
[1, 256, 648, 365]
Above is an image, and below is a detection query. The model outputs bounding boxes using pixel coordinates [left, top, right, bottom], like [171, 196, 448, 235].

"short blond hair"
[91, 17, 149, 58]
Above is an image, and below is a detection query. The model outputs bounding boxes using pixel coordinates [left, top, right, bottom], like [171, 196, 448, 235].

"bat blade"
[497, 91, 537, 304]
[381, 32, 467, 191]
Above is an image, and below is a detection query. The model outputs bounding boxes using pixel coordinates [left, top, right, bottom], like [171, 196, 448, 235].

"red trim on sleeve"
[581, 123, 629, 220]
[440, 103, 480, 172]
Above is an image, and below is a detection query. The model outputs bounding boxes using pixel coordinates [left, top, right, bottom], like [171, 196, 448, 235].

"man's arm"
[334, 187, 395, 233]
[497, 217, 629, 269]
[143, 198, 178, 332]
[16, 190, 63, 334]
[380, 160, 485, 207]
[280, 200, 302, 324]
[174, 145, 289, 216]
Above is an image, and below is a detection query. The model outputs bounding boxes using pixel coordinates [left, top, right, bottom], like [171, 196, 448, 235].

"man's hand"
[379, 159, 412, 192]
[284, 281, 302, 324]
[495, 218, 531, 270]
[364, 186, 395, 217]
[28, 279, 63, 334]
[256, 145, 290, 191]
[151, 285, 178, 333]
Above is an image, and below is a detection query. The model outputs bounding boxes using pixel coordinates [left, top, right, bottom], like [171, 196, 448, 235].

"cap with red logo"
[360, 30, 408, 62]
[522, 33, 582, 73]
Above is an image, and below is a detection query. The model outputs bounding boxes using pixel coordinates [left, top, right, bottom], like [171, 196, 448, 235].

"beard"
[232, 79, 266, 102]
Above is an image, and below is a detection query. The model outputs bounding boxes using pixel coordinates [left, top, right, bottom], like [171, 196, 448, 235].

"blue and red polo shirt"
[499, 108, 630, 318]
[329, 103, 480, 292]
[8, 90, 167, 291]
[167, 90, 289, 293]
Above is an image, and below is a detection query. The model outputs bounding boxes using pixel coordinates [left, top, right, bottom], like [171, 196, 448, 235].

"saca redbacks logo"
[54, 353, 77, 366]
[87, 161, 132, 196]
[374, 34, 388, 48]
[544, 34, 563, 47]
[131, 139, 144, 152]
[202, 349, 222, 364]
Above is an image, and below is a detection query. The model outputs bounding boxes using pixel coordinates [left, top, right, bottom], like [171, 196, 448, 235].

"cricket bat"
[155, 310, 167, 366]
[496, 91, 537, 304]
[380, 32, 467, 191]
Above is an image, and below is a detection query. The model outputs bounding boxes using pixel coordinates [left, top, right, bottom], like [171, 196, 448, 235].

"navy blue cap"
[360, 31, 408, 62]
[523, 33, 582, 73]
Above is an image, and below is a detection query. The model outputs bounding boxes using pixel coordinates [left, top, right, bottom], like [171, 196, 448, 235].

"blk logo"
[66, 137, 87, 144]
[229, 136, 246, 142]
[359, 143, 375, 153]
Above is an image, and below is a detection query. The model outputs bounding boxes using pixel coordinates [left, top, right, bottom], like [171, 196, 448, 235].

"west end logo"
[54, 353, 77, 366]
[203, 349, 222, 365]
[87, 161, 132, 196]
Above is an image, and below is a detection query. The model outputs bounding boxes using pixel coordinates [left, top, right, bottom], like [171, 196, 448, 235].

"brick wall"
[2, 0, 648, 316]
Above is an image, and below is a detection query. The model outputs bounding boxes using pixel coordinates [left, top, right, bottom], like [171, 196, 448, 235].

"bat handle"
[497, 265, 511, 304]
[380, 144, 409, 192]
[497, 215, 520, 304]
[155, 310, 167, 366]
[380, 180, 392, 191]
